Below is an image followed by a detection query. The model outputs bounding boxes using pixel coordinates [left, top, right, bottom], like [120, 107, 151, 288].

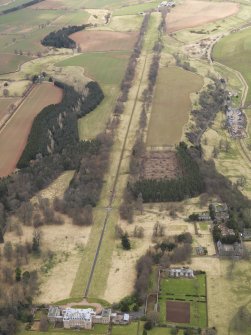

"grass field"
[57, 51, 129, 140]
[0, 83, 62, 177]
[0, 8, 89, 53]
[0, 53, 30, 74]
[146, 66, 203, 147]
[57, 51, 129, 86]
[213, 27, 251, 106]
[159, 274, 207, 328]
[113, 1, 159, 16]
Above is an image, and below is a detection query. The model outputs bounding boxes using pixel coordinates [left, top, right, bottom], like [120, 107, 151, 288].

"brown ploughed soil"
[70, 30, 138, 52]
[0, 83, 62, 177]
[166, 300, 190, 323]
[166, 1, 239, 33]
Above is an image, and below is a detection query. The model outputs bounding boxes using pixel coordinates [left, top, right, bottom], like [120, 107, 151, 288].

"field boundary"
[0, 83, 34, 133]
[84, 54, 148, 297]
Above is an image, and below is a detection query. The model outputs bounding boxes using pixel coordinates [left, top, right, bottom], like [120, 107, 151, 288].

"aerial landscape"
[0, 0, 251, 334]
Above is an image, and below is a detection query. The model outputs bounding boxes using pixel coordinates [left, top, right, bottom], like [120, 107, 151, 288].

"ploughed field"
[213, 27, 251, 106]
[0, 97, 17, 123]
[166, 301, 190, 323]
[166, 0, 239, 33]
[146, 66, 203, 147]
[70, 30, 138, 52]
[0, 83, 62, 177]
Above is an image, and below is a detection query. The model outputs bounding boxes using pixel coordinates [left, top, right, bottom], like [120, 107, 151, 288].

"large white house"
[63, 308, 95, 329]
[48, 306, 130, 329]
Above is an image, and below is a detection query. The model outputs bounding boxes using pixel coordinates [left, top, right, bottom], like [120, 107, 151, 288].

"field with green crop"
[57, 51, 129, 86]
[159, 274, 207, 328]
[146, 66, 203, 147]
[57, 51, 129, 139]
[213, 27, 251, 105]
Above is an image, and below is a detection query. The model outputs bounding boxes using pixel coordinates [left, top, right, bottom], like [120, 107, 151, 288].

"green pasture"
[113, 1, 159, 16]
[146, 66, 203, 146]
[78, 85, 120, 140]
[0, 9, 89, 53]
[58, 51, 129, 139]
[213, 27, 251, 105]
[57, 51, 129, 86]
[0, 0, 31, 12]
[0, 53, 30, 74]
[0, 9, 62, 33]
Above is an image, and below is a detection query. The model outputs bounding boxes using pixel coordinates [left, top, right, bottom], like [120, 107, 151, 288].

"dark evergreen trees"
[131, 143, 205, 202]
[41, 25, 89, 49]
[121, 233, 131, 250]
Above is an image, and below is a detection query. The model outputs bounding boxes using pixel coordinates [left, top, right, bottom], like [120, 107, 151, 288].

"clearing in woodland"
[70, 31, 138, 52]
[213, 27, 251, 106]
[0, 83, 62, 177]
[166, 0, 239, 33]
[146, 66, 203, 147]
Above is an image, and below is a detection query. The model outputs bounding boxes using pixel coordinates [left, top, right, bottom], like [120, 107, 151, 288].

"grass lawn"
[19, 324, 109, 335]
[199, 222, 209, 231]
[148, 328, 173, 335]
[161, 274, 206, 297]
[159, 274, 207, 328]
[111, 322, 139, 335]
[213, 27, 251, 105]
[146, 66, 203, 146]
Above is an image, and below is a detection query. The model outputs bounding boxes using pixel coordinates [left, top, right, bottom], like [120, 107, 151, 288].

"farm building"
[197, 212, 211, 221]
[219, 223, 235, 237]
[48, 306, 62, 322]
[225, 107, 246, 138]
[158, 1, 175, 7]
[217, 241, 243, 258]
[166, 267, 194, 278]
[211, 203, 229, 222]
[195, 246, 207, 256]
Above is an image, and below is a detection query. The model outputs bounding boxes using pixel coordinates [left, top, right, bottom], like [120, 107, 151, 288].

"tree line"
[41, 24, 90, 49]
[0, 0, 44, 15]
[186, 79, 228, 145]
[131, 143, 205, 203]
[134, 232, 193, 305]
[114, 13, 151, 115]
